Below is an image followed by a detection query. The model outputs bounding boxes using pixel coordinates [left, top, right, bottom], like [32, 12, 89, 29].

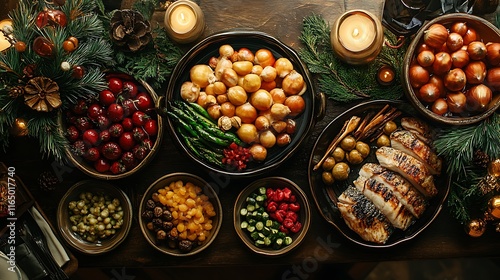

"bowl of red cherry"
[61, 73, 163, 179]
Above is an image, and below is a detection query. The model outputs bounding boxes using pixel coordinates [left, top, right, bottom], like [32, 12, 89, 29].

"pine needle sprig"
[434, 113, 500, 177]
[66, 14, 107, 39]
[446, 166, 486, 223]
[61, 0, 98, 18]
[112, 26, 183, 89]
[132, 0, 161, 21]
[27, 113, 69, 162]
[9, 0, 36, 45]
[57, 67, 107, 107]
[298, 14, 405, 103]
[66, 38, 115, 68]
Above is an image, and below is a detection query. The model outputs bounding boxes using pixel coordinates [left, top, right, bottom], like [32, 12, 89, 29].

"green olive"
[376, 134, 391, 147]
[331, 147, 345, 162]
[322, 171, 335, 185]
[355, 141, 371, 158]
[340, 135, 356, 151]
[332, 162, 350, 181]
[383, 121, 398, 135]
[347, 149, 364, 165]
[322, 156, 336, 171]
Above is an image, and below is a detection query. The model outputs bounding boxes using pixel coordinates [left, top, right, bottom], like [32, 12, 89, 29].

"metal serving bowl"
[164, 30, 326, 177]
[402, 13, 500, 126]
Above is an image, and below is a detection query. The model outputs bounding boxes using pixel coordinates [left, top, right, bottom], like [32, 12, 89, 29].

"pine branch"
[65, 37, 115, 67]
[447, 166, 486, 224]
[298, 14, 405, 103]
[112, 27, 183, 89]
[27, 113, 69, 161]
[434, 113, 500, 177]
[62, 0, 99, 18]
[66, 14, 107, 39]
[10, 0, 37, 44]
[57, 67, 107, 107]
[132, 0, 161, 21]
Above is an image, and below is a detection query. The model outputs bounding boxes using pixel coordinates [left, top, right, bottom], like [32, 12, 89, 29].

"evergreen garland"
[0, 0, 114, 160]
[298, 14, 407, 103]
[434, 113, 500, 223]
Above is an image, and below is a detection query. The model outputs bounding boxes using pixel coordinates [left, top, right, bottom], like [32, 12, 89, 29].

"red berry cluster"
[65, 74, 158, 175]
[222, 142, 251, 171]
[265, 187, 302, 234]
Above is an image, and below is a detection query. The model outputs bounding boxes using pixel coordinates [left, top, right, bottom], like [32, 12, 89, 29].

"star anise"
[24, 76, 62, 112]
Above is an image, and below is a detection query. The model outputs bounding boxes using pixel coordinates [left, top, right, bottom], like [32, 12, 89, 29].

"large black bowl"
[308, 100, 450, 248]
[165, 30, 326, 177]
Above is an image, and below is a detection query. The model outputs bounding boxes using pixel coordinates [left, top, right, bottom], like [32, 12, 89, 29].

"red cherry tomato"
[132, 111, 149, 127]
[107, 103, 124, 122]
[136, 92, 153, 111]
[122, 117, 134, 131]
[123, 81, 138, 98]
[143, 119, 158, 136]
[108, 77, 123, 94]
[94, 158, 110, 173]
[118, 132, 136, 151]
[82, 129, 100, 146]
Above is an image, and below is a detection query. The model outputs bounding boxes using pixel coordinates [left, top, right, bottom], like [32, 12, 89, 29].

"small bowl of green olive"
[57, 180, 133, 254]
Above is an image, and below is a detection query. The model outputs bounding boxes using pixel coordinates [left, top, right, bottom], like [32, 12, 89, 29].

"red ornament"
[33, 36, 54, 57]
[72, 66, 85, 79]
[36, 9, 67, 28]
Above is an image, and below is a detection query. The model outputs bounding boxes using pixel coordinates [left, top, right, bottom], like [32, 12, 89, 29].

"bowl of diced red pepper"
[233, 177, 310, 256]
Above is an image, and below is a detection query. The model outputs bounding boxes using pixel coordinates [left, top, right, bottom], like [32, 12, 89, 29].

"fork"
[23, 213, 69, 280]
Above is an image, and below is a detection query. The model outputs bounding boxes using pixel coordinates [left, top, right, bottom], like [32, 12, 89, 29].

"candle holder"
[164, 0, 205, 44]
[330, 9, 384, 65]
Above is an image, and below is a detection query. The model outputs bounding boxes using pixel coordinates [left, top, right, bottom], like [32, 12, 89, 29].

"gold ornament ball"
[488, 195, 500, 219]
[10, 118, 28, 137]
[488, 159, 500, 177]
[465, 218, 487, 237]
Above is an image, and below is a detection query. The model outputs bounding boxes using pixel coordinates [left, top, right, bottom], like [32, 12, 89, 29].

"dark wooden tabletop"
[2, 0, 500, 270]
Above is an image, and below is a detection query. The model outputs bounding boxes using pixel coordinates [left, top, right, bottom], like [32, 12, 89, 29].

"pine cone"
[110, 9, 152, 52]
[38, 171, 59, 192]
[473, 150, 490, 168]
[8, 86, 24, 98]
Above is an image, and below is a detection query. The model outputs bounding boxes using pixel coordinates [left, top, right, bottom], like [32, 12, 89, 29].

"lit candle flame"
[352, 28, 359, 38]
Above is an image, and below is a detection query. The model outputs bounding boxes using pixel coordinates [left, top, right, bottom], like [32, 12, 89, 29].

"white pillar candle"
[338, 13, 376, 52]
[169, 5, 196, 34]
[331, 10, 384, 65]
[164, 0, 205, 44]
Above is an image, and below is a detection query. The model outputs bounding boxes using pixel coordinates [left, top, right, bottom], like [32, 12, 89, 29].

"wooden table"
[2, 0, 500, 275]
